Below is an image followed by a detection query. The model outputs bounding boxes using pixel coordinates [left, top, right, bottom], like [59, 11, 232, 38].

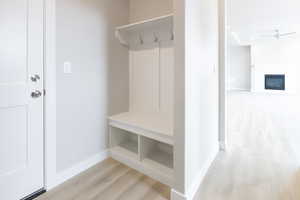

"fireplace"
[265, 74, 285, 90]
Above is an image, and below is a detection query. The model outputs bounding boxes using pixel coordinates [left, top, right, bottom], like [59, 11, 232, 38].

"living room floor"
[195, 91, 300, 200]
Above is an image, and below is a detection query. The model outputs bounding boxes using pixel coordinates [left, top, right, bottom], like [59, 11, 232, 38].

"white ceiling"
[228, 0, 300, 45]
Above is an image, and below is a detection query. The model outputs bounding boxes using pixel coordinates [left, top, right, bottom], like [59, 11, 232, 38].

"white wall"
[129, 0, 173, 23]
[227, 45, 251, 91]
[185, 0, 219, 197]
[251, 37, 300, 93]
[228, 0, 300, 44]
[56, 0, 129, 172]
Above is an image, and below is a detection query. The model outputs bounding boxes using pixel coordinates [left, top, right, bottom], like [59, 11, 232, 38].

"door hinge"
[43, 89, 46, 96]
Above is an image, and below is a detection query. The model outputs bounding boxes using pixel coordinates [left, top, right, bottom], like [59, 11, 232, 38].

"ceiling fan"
[259, 29, 297, 39]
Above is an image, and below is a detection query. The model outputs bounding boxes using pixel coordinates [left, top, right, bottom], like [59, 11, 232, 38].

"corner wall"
[55, 0, 129, 174]
[172, 0, 220, 199]
[227, 45, 251, 91]
[185, 0, 219, 198]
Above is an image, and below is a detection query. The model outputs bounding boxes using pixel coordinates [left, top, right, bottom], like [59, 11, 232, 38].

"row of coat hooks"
[137, 31, 174, 45]
[115, 14, 174, 47]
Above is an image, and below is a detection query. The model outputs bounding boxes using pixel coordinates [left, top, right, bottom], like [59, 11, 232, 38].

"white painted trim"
[44, 0, 57, 190]
[109, 119, 174, 145]
[171, 146, 219, 200]
[187, 146, 219, 199]
[171, 189, 188, 200]
[227, 88, 250, 92]
[110, 148, 174, 187]
[219, 0, 228, 151]
[49, 151, 108, 190]
[116, 14, 174, 47]
[219, 140, 226, 151]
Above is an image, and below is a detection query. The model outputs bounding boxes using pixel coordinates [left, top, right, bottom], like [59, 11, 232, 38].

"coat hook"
[153, 32, 159, 43]
[171, 31, 174, 41]
[139, 34, 144, 45]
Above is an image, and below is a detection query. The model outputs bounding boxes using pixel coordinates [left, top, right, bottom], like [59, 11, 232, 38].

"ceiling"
[228, 0, 300, 45]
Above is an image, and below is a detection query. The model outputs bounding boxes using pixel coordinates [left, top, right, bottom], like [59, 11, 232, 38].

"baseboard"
[171, 189, 188, 200]
[171, 146, 219, 200]
[49, 150, 108, 190]
[219, 140, 226, 151]
[187, 146, 219, 199]
[227, 88, 250, 92]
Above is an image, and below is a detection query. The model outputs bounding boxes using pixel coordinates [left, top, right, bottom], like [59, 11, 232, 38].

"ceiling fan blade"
[259, 34, 277, 38]
[279, 32, 297, 37]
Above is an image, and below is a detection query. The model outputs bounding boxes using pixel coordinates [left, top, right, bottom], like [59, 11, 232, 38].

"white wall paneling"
[160, 42, 175, 118]
[129, 48, 160, 113]
[129, 43, 174, 116]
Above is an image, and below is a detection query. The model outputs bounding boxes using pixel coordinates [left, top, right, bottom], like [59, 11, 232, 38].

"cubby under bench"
[108, 112, 174, 187]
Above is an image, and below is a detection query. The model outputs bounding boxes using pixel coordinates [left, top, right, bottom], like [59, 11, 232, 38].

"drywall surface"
[129, 45, 174, 118]
[227, 45, 251, 91]
[251, 38, 300, 93]
[172, 0, 186, 194]
[56, 0, 129, 172]
[129, 0, 173, 23]
[185, 0, 219, 197]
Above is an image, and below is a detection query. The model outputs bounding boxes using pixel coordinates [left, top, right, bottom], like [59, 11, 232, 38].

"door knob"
[31, 74, 40, 82]
[31, 90, 42, 98]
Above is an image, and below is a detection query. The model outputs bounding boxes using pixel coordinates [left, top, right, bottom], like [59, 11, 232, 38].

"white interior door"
[0, 0, 44, 199]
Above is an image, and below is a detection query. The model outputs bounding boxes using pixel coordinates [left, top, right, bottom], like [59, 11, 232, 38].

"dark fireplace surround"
[265, 74, 285, 91]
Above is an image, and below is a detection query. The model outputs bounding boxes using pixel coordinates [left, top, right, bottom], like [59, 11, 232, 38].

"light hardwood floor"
[37, 158, 170, 200]
[39, 92, 300, 200]
[195, 92, 300, 200]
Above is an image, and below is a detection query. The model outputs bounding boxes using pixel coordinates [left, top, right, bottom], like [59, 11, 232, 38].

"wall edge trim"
[48, 150, 108, 190]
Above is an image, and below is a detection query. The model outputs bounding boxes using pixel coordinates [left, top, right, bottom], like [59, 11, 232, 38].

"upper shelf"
[115, 14, 174, 47]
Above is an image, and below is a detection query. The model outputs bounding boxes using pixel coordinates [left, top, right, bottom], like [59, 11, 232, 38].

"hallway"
[195, 91, 300, 200]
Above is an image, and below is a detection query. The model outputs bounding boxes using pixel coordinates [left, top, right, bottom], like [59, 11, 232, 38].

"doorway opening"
[218, 0, 300, 199]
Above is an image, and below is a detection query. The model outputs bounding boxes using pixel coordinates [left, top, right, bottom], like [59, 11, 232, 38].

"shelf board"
[142, 158, 174, 178]
[119, 139, 138, 154]
[146, 149, 173, 169]
[115, 14, 174, 46]
[116, 14, 173, 32]
[110, 146, 138, 161]
[109, 112, 174, 145]
[110, 147, 174, 187]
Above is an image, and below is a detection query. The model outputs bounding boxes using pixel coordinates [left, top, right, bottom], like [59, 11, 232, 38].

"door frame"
[219, 0, 228, 151]
[44, 0, 57, 190]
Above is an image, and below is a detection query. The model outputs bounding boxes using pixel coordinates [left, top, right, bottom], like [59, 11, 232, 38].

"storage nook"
[108, 14, 175, 187]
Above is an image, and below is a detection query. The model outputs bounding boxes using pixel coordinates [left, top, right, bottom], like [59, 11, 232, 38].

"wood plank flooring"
[38, 91, 300, 200]
[194, 92, 300, 200]
[37, 158, 170, 200]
